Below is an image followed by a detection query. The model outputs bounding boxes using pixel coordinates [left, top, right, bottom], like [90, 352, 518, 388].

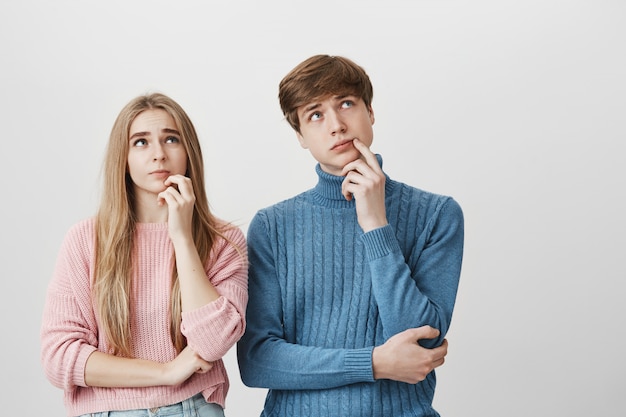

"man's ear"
[369, 106, 375, 125]
[296, 131, 308, 149]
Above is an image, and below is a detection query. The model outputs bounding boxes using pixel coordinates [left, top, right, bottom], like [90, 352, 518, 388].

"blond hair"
[94, 93, 228, 356]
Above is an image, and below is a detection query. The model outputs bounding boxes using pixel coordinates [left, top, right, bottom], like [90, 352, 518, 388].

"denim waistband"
[82, 392, 224, 417]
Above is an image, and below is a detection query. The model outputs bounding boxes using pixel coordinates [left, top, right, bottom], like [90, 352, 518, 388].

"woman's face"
[126, 109, 188, 200]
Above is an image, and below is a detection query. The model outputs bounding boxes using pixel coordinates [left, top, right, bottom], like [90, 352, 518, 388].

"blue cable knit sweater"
[237, 155, 464, 417]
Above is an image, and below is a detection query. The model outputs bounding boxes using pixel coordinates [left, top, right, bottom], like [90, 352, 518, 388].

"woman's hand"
[162, 346, 213, 386]
[157, 174, 196, 244]
[84, 346, 213, 388]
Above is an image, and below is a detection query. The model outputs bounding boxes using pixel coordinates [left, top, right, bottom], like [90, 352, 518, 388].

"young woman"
[41, 93, 248, 417]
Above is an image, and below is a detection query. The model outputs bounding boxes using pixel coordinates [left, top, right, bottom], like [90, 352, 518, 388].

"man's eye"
[341, 100, 354, 108]
[310, 112, 322, 121]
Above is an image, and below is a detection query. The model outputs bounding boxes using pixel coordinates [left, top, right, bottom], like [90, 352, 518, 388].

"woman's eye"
[165, 136, 180, 143]
[133, 138, 147, 147]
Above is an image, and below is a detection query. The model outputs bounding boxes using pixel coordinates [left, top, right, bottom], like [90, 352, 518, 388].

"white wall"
[2, 0, 624, 415]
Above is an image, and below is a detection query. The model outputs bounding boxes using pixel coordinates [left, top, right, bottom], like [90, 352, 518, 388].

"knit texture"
[237, 155, 464, 417]
[41, 219, 248, 416]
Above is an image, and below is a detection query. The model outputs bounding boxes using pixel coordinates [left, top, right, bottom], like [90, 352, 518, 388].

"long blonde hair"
[94, 93, 224, 356]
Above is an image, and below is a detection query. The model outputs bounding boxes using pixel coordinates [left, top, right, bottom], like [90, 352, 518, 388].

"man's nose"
[328, 111, 346, 135]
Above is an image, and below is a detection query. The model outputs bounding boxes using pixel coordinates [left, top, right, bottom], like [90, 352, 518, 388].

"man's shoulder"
[390, 179, 453, 202]
[388, 179, 462, 220]
[254, 189, 312, 215]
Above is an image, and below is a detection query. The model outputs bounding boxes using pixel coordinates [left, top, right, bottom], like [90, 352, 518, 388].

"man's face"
[296, 95, 375, 176]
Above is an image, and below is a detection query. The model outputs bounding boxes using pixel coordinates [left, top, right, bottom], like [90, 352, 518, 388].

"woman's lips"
[150, 170, 170, 178]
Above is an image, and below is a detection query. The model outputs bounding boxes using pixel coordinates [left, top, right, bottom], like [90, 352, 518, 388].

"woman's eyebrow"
[162, 128, 181, 135]
[129, 128, 180, 140]
[129, 131, 150, 140]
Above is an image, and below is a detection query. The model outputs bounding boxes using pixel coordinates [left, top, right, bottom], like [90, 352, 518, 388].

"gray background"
[1, 0, 624, 416]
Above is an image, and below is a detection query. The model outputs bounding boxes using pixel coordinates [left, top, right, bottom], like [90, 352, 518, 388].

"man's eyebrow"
[302, 103, 321, 113]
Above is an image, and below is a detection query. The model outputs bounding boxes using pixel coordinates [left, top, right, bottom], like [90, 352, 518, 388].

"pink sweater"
[40, 218, 248, 416]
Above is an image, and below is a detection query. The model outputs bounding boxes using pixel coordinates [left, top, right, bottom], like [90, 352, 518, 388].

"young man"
[237, 55, 464, 417]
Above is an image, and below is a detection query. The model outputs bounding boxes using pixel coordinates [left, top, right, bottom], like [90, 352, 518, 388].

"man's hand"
[372, 326, 448, 384]
[340, 138, 387, 232]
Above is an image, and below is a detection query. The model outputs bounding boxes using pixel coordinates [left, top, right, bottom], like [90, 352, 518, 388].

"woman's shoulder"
[215, 219, 246, 245]
[64, 217, 97, 240]
[56, 217, 97, 261]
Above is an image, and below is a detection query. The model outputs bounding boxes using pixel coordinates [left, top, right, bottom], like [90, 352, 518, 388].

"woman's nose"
[152, 143, 166, 161]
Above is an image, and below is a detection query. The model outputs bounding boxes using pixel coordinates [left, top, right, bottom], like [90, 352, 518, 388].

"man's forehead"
[299, 94, 359, 110]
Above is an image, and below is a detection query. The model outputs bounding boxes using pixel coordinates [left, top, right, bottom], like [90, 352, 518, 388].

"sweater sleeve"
[181, 226, 249, 362]
[363, 197, 464, 347]
[40, 220, 98, 390]
[237, 212, 374, 390]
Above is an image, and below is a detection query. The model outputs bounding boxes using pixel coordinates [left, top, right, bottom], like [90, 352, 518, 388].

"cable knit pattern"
[41, 219, 248, 416]
[237, 155, 464, 417]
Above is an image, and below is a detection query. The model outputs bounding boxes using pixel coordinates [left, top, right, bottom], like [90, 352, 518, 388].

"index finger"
[165, 174, 194, 193]
[351, 138, 381, 172]
[163, 174, 187, 186]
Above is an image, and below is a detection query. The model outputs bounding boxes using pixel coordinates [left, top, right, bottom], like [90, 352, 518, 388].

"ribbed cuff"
[344, 347, 375, 383]
[75, 344, 98, 387]
[361, 225, 401, 261]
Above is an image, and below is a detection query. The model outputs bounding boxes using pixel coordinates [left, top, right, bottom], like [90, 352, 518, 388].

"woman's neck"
[134, 192, 169, 223]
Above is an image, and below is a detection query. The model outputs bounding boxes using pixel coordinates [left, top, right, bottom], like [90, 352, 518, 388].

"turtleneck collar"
[311, 154, 391, 207]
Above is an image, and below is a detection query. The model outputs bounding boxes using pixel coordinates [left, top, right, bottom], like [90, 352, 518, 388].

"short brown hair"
[278, 55, 373, 132]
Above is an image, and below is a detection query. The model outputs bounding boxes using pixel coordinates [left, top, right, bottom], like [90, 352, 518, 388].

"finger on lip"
[352, 138, 370, 153]
[164, 173, 184, 183]
[354, 139, 375, 157]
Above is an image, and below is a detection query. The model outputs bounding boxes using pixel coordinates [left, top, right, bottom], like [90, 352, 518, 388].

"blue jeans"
[80, 393, 225, 417]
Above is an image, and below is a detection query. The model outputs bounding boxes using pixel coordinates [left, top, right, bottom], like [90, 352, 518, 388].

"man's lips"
[331, 138, 354, 150]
